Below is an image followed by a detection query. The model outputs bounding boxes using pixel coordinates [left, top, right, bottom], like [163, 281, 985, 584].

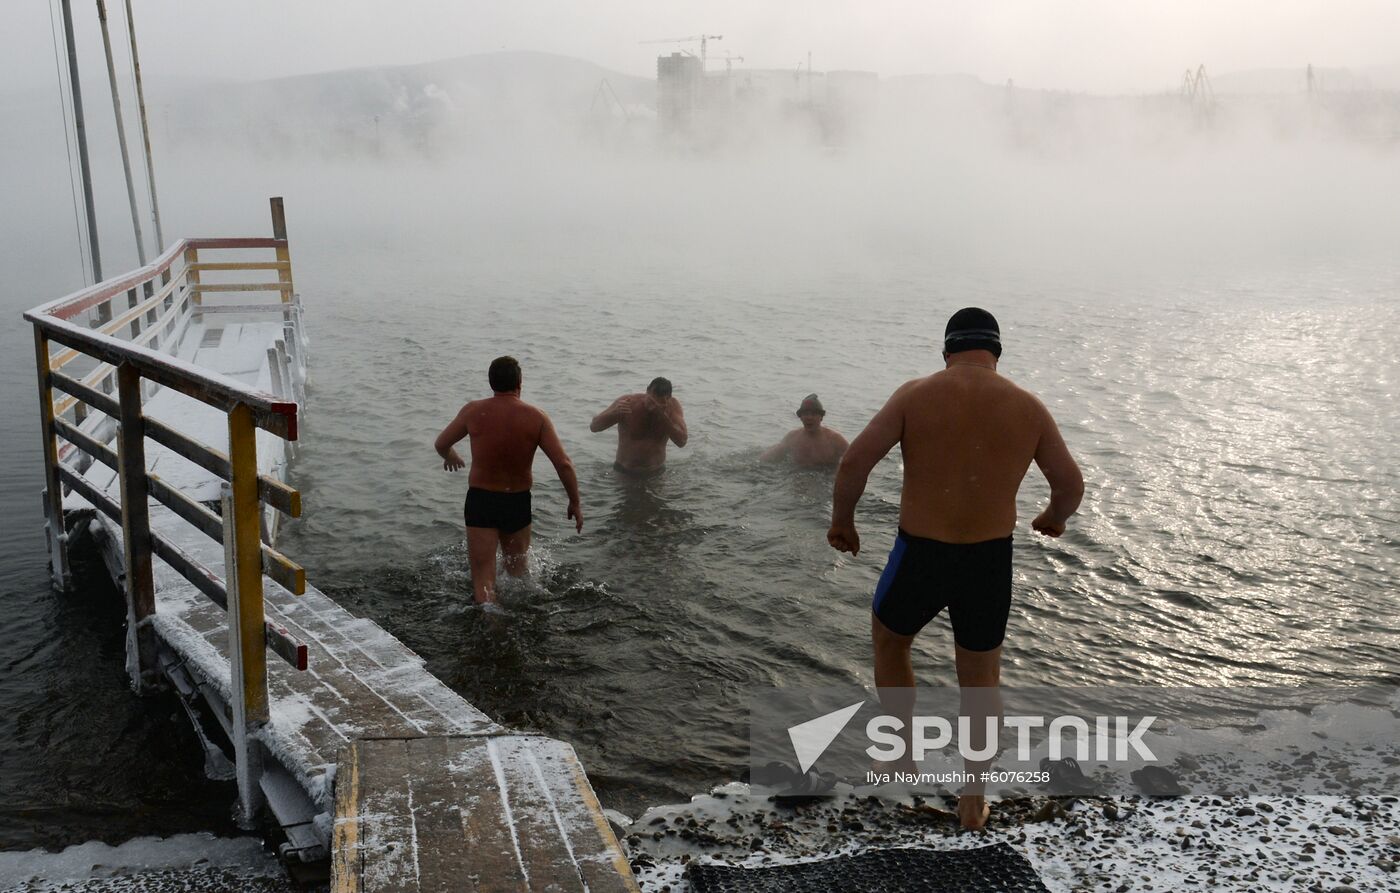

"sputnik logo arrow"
[787, 701, 864, 773]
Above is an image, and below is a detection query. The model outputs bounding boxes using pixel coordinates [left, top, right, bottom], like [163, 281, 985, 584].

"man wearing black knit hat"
[761, 393, 850, 467]
[828, 307, 1084, 830]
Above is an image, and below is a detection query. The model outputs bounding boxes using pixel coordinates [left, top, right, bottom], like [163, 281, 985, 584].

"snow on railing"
[24, 197, 307, 825]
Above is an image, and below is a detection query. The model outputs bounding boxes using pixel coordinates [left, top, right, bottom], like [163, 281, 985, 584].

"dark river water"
[2, 147, 1398, 852]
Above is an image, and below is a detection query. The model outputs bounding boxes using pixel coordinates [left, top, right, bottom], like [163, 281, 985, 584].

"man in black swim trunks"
[435, 356, 582, 604]
[828, 308, 1083, 829]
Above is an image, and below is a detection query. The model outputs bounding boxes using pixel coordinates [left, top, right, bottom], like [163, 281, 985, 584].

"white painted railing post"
[222, 479, 267, 827]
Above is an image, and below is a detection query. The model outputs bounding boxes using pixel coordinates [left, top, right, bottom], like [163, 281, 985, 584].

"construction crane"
[639, 34, 723, 71]
[1179, 64, 1216, 129]
[1179, 64, 1215, 105]
[712, 51, 744, 76]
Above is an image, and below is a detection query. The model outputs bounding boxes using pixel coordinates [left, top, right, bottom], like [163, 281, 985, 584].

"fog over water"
[1, 46, 1398, 851]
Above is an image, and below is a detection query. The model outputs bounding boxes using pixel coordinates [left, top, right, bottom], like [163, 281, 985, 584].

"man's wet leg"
[466, 526, 500, 604]
[872, 613, 919, 775]
[954, 643, 1004, 830]
[501, 525, 532, 579]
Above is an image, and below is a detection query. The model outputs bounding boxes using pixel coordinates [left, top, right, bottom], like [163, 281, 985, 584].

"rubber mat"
[687, 843, 1050, 893]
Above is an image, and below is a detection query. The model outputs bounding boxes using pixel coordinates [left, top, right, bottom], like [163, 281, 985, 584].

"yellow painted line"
[332, 743, 362, 893]
[566, 750, 641, 891]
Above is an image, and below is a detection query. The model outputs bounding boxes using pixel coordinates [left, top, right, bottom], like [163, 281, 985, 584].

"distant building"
[657, 53, 703, 133]
[654, 54, 880, 148]
[825, 71, 878, 144]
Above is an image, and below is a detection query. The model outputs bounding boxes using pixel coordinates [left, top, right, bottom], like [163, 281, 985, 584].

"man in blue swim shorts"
[828, 307, 1084, 829]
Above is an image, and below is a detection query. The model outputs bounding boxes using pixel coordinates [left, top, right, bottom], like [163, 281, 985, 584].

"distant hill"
[164, 51, 655, 156]
[28, 49, 1389, 159]
[1210, 65, 1400, 94]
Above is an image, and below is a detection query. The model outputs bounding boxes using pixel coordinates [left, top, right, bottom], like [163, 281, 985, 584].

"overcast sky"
[5, 1, 1399, 95]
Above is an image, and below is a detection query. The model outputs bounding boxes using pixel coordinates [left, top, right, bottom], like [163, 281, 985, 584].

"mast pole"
[97, 0, 147, 265]
[125, 0, 163, 250]
[59, 0, 102, 281]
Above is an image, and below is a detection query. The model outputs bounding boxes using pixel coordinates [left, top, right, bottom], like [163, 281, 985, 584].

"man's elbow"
[1053, 468, 1085, 504]
[588, 417, 604, 433]
[673, 433, 688, 448]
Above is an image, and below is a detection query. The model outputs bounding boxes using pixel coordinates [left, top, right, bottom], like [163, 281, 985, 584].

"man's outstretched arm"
[590, 396, 630, 433]
[1030, 401, 1083, 537]
[829, 387, 907, 555]
[434, 406, 471, 472]
[760, 433, 792, 463]
[539, 415, 583, 532]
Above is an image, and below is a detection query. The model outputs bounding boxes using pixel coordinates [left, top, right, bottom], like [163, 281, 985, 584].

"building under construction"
[654, 49, 879, 147]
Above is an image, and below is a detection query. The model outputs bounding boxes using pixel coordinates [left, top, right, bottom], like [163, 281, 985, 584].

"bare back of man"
[896, 368, 1051, 542]
[436, 357, 581, 605]
[591, 378, 687, 475]
[829, 309, 1083, 830]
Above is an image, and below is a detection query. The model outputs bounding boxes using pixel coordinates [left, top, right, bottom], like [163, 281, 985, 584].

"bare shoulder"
[892, 374, 936, 403]
[518, 401, 552, 429]
[1003, 378, 1054, 424]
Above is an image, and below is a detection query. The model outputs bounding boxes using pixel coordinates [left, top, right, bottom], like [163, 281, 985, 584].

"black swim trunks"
[872, 529, 1013, 651]
[463, 488, 532, 534]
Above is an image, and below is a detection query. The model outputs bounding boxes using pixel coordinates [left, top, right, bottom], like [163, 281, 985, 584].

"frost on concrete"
[0, 833, 287, 891]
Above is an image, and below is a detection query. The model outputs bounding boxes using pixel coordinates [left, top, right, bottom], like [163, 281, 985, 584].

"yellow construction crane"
[639, 34, 724, 71]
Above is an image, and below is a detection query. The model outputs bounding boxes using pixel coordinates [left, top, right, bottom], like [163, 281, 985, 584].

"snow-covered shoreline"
[0, 833, 293, 892]
[621, 785, 1400, 892]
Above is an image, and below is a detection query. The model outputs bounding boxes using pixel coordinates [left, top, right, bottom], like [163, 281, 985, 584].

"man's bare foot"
[958, 795, 990, 830]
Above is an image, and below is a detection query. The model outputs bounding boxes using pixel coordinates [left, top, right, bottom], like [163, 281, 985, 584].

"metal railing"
[25, 197, 307, 822]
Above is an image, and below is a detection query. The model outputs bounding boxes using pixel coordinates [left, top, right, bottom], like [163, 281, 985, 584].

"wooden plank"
[28, 313, 299, 440]
[58, 465, 121, 522]
[266, 618, 308, 671]
[58, 289, 193, 392]
[332, 739, 364, 893]
[271, 197, 296, 304]
[485, 737, 593, 891]
[185, 246, 201, 308]
[228, 402, 269, 724]
[188, 236, 286, 250]
[107, 469, 301, 604]
[190, 261, 290, 272]
[98, 273, 183, 337]
[331, 736, 638, 893]
[49, 372, 301, 518]
[198, 302, 304, 316]
[29, 238, 187, 321]
[491, 737, 639, 893]
[33, 329, 71, 589]
[53, 357, 119, 419]
[259, 606, 451, 741]
[194, 282, 294, 293]
[146, 414, 302, 517]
